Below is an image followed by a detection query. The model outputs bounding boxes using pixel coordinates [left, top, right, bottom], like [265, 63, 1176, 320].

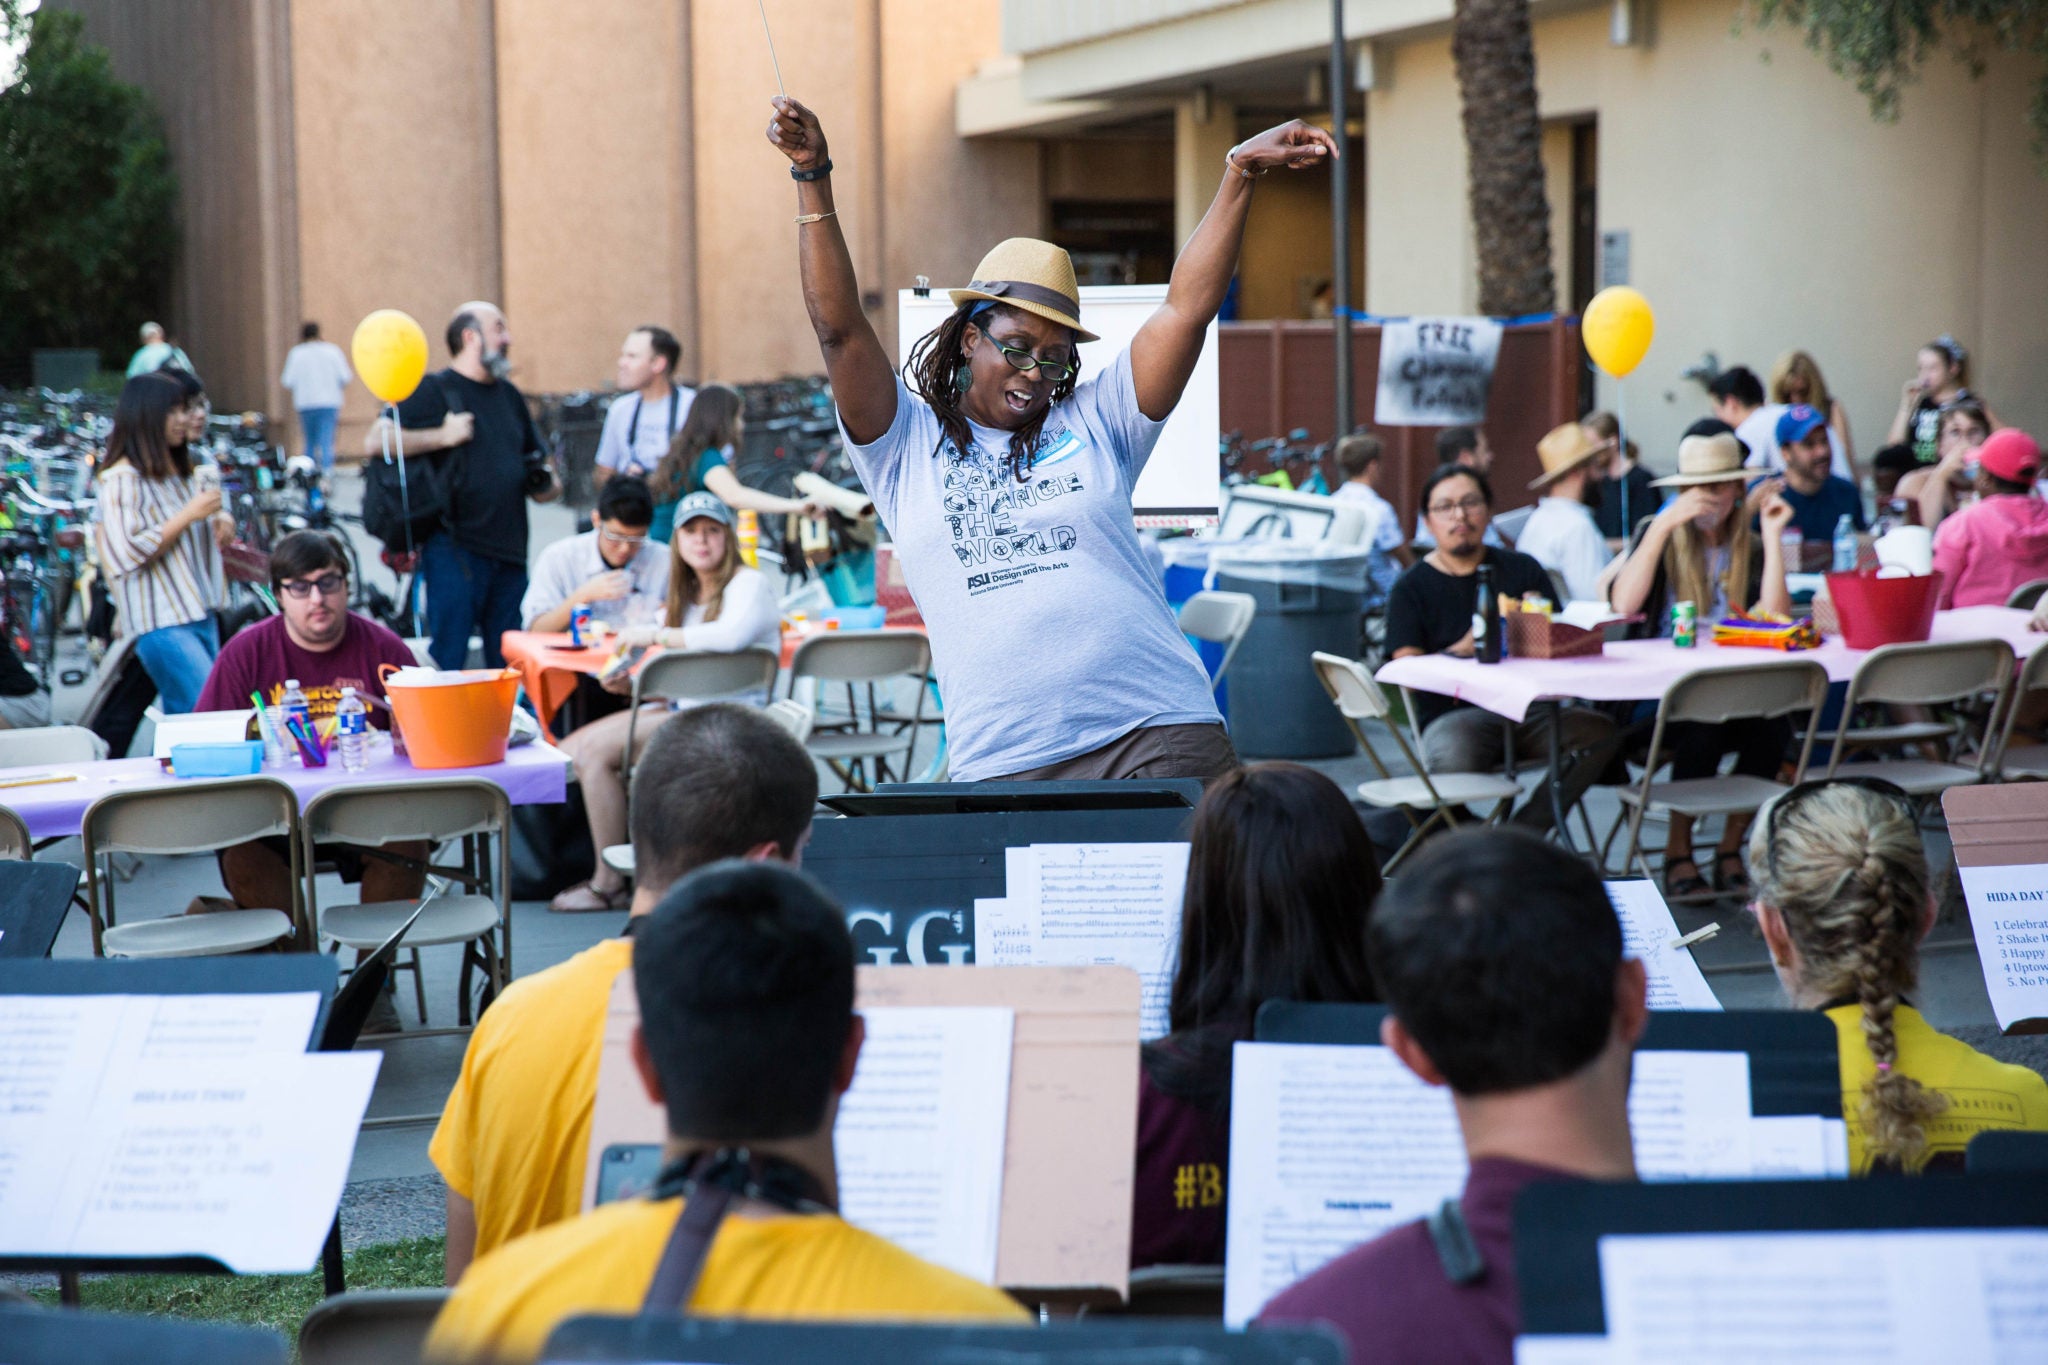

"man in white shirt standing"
[592, 326, 694, 488]
[1330, 433, 1411, 611]
[279, 322, 355, 473]
[1515, 423, 1615, 603]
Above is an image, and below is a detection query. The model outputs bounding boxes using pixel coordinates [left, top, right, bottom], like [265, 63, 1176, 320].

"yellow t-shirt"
[1826, 1003, 2048, 1173]
[424, 1197, 1030, 1364]
[430, 936, 634, 1259]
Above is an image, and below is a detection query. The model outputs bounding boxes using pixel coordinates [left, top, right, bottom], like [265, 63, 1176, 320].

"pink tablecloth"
[1375, 605, 2047, 723]
[0, 740, 571, 841]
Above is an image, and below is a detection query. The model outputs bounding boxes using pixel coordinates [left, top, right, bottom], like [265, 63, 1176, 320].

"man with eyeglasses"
[1386, 465, 1617, 800]
[520, 476, 670, 638]
[197, 530, 425, 916]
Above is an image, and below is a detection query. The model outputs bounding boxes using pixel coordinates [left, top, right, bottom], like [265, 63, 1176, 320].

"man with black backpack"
[362, 301, 560, 670]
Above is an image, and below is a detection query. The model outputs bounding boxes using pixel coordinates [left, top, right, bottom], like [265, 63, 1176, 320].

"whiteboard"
[896, 284, 1221, 521]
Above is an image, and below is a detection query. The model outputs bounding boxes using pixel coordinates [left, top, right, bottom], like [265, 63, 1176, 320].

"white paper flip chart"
[835, 1005, 1013, 1284]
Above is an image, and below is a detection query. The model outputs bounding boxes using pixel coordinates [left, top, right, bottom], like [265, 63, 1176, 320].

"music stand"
[539, 1316, 1344, 1364]
[0, 860, 84, 959]
[0, 1306, 287, 1364]
[822, 780, 1204, 817]
[1966, 1129, 2048, 1174]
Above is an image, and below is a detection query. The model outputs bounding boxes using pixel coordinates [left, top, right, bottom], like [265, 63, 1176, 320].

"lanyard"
[638, 1147, 834, 1315]
[625, 389, 681, 471]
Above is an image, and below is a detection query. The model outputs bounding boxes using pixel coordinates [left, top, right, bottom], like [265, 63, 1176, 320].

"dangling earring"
[953, 363, 973, 395]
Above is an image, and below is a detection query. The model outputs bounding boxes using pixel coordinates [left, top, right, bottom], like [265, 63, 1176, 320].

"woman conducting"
[768, 95, 1334, 782]
[1746, 778, 2048, 1173]
[96, 371, 235, 714]
[1604, 431, 1795, 898]
[548, 492, 780, 912]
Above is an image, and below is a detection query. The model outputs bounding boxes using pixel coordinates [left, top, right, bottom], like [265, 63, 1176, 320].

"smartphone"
[594, 1142, 664, 1205]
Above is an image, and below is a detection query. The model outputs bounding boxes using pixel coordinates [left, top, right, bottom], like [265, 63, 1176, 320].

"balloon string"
[1616, 381, 1631, 540]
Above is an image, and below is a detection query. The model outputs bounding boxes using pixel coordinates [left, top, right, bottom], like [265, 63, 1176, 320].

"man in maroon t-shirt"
[198, 531, 424, 914]
[1257, 827, 1646, 1364]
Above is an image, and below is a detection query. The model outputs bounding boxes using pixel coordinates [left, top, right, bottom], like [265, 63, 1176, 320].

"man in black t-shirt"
[368, 302, 560, 669]
[1387, 466, 1615, 790]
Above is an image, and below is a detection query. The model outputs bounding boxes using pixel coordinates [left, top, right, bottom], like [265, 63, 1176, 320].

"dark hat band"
[969, 279, 1081, 322]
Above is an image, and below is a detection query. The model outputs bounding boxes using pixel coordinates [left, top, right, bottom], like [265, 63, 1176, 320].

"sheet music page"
[1956, 863, 2048, 1031]
[1821, 1119, 1850, 1177]
[1, 1050, 380, 1273]
[1747, 1115, 1832, 1178]
[972, 898, 1030, 967]
[1605, 882, 1721, 1011]
[1516, 1338, 1616, 1364]
[1627, 1051, 1752, 1180]
[1004, 843, 1187, 1039]
[835, 1006, 1013, 1284]
[1597, 1229, 2048, 1363]
[1223, 1042, 1467, 1327]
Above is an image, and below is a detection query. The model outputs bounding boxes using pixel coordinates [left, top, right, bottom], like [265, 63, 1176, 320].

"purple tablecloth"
[0, 740, 571, 841]
[1376, 605, 2046, 723]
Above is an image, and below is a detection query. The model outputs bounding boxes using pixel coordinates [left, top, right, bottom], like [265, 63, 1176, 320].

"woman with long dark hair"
[769, 95, 1334, 782]
[645, 384, 819, 543]
[1133, 763, 1383, 1266]
[96, 371, 233, 714]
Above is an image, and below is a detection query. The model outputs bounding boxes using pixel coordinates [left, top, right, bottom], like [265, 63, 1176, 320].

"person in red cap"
[1931, 428, 2048, 608]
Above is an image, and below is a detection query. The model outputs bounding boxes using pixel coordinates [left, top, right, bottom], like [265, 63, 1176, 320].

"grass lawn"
[27, 1235, 445, 1343]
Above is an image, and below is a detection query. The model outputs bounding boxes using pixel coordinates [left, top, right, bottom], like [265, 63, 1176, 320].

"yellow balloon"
[1582, 286, 1655, 379]
[351, 309, 429, 405]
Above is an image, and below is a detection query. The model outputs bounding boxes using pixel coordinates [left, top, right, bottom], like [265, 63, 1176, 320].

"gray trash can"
[1212, 543, 1372, 759]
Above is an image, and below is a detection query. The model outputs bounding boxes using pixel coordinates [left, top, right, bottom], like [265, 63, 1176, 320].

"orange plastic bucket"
[1825, 570, 1944, 650]
[379, 665, 520, 769]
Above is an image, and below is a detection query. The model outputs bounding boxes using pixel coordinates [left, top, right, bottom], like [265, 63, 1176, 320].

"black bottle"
[1474, 563, 1502, 664]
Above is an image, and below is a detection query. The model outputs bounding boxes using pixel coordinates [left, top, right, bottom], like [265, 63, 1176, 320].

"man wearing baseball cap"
[1515, 423, 1615, 602]
[1932, 428, 2048, 608]
[1745, 404, 1865, 565]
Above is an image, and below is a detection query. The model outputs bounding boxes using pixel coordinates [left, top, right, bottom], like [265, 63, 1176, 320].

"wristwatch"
[791, 159, 833, 183]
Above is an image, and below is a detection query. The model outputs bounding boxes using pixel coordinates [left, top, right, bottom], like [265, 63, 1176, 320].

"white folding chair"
[1311, 652, 1520, 870]
[2008, 579, 2048, 612]
[0, 723, 106, 768]
[0, 804, 30, 860]
[1178, 591, 1257, 693]
[301, 779, 512, 1031]
[789, 631, 933, 792]
[82, 778, 301, 958]
[1610, 659, 1830, 895]
[1825, 638, 2013, 796]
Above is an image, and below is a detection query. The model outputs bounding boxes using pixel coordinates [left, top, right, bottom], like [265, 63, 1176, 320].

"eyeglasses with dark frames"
[278, 573, 348, 600]
[986, 338, 1077, 384]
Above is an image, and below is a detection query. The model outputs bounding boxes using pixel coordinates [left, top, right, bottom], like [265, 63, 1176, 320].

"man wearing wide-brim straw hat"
[1516, 422, 1617, 602]
[768, 92, 1337, 783]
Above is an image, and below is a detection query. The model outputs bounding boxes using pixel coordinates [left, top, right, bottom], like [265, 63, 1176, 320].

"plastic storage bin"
[379, 666, 520, 769]
[170, 741, 265, 778]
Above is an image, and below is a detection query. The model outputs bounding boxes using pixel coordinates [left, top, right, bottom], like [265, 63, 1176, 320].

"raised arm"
[1607, 491, 1709, 616]
[1129, 121, 1338, 421]
[768, 97, 897, 445]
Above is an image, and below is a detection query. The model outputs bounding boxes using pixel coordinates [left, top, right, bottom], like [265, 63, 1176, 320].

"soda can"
[570, 602, 592, 649]
[1672, 600, 1697, 649]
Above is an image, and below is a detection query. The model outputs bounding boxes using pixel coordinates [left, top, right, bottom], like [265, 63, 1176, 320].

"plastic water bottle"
[336, 687, 370, 773]
[1832, 513, 1858, 573]
[280, 678, 311, 765]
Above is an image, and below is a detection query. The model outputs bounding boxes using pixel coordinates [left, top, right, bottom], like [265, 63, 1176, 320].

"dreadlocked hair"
[1745, 784, 1948, 1172]
[905, 302, 1080, 485]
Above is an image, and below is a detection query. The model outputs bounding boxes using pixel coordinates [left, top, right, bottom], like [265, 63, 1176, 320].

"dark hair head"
[268, 530, 350, 592]
[1924, 334, 1968, 381]
[159, 366, 205, 402]
[1150, 763, 1381, 1113]
[905, 301, 1079, 485]
[301, 321, 321, 341]
[1984, 471, 2033, 498]
[1435, 426, 1481, 463]
[629, 703, 818, 892]
[1334, 433, 1383, 481]
[103, 372, 191, 480]
[634, 860, 854, 1140]
[1419, 462, 1492, 512]
[652, 384, 744, 502]
[1871, 443, 1920, 478]
[1707, 366, 1765, 408]
[446, 309, 480, 357]
[1683, 416, 1748, 460]
[635, 325, 682, 375]
[596, 474, 655, 529]
[1370, 826, 1622, 1095]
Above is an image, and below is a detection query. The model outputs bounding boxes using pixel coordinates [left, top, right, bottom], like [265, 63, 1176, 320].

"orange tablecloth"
[502, 631, 613, 730]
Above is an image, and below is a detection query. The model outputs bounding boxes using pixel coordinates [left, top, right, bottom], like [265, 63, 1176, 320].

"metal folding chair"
[622, 646, 780, 825]
[1824, 638, 2013, 795]
[788, 631, 933, 792]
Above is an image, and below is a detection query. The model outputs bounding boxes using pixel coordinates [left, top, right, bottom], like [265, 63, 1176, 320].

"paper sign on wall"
[1373, 316, 1504, 426]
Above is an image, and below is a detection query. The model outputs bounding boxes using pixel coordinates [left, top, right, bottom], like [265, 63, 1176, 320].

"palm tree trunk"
[1452, 0, 1556, 316]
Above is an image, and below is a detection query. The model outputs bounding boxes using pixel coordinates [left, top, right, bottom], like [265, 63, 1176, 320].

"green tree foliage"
[1746, 0, 2048, 152]
[0, 7, 177, 367]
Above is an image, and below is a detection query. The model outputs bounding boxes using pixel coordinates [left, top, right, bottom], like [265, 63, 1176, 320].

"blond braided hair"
[1746, 783, 1948, 1170]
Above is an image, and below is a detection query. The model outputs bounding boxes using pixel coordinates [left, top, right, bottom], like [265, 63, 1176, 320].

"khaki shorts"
[994, 722, 1240, 785]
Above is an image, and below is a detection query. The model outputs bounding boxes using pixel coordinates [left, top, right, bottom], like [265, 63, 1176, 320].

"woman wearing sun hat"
[1607, 431, 1797, 899]
[766, 95, 1337, 782]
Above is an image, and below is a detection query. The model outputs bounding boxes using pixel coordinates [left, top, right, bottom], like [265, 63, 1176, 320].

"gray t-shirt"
[595, 385, 696, 477]
[842, 350, 1220, 779]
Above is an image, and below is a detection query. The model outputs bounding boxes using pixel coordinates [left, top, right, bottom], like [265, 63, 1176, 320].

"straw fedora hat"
[948, 238, 1100, 343]
[1528, 422, 1614, 491]
[1651, 433, 1749, 488]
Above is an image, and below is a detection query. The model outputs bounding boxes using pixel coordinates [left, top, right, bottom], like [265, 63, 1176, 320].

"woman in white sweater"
[550, 492, 780, 911]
